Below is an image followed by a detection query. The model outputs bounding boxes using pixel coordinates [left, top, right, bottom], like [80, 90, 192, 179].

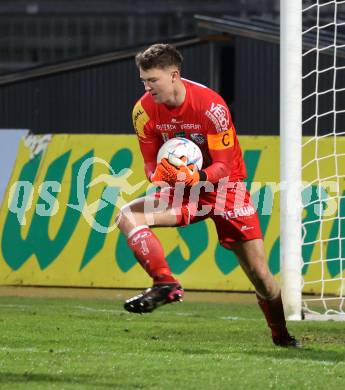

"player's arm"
[177, 131, 234, 185]
[172, 99, 236, 186]
[138, 138, 161, 180]
[132, 100, 178, 184]
[202, 99, 236, 183]
[175, 131, 236, 185]
[204, 127, 235, 183]
[140, 138, 184, 185]
[132, 100, 162, 181]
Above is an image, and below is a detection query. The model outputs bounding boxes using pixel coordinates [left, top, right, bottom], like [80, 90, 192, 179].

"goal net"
[281, 0, 345, 320]
[301, 0, 345, 319]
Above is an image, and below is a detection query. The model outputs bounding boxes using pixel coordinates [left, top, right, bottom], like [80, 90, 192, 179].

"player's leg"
[116, 193, 178, 236]
[116, 193, 181, 284]
[230, 239, 300, 347]
[212, 184, 300, 347]
[116, 191, 186, 313]
[230, 239, 279, 298]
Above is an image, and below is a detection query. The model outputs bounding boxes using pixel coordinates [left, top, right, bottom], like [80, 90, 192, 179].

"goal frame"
[280, 0, 303, 320]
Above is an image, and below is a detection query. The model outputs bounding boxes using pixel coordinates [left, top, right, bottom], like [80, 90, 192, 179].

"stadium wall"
[2, 33, 344, 136]
[0, 132, 344, 294]
[0, 35, 284, 136]
[0, 40, 216, 134]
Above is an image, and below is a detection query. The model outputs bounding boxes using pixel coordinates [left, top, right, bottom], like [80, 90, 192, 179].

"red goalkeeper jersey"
[132, 78, 247, 183]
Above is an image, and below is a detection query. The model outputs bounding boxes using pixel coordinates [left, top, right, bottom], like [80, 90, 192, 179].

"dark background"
[0, 0, 344, 135]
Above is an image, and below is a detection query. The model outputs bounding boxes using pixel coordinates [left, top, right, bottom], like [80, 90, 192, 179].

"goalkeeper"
[116, 43, 300, 348]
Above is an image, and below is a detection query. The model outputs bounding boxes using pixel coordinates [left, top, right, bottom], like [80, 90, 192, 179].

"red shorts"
[153, 181, 263, 249]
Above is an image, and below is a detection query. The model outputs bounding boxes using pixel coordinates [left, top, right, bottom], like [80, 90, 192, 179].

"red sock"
[256, 292, 290, 339]
[127, 226, 178, 285]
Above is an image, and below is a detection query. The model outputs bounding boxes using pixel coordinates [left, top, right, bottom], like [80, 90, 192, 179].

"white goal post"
[280, 0, 303, 320]
[281, 0, 345, 320]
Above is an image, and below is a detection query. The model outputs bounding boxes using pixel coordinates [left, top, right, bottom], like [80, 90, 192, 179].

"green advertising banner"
[0, 133, 344, 293]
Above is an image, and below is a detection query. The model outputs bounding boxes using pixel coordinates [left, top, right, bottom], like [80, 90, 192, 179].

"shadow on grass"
[0, 372, 120, 388]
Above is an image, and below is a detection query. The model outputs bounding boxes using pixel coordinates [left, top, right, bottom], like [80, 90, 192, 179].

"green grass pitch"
[0, 294, 344, 389]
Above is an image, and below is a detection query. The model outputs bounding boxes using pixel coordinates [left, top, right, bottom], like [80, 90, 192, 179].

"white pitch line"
[73, 305, 124, 314]
[0, 347, 39, 353]
[220, 316, 259, 321]
[173, 312, 197, 316]
[0, 304, 32, 308]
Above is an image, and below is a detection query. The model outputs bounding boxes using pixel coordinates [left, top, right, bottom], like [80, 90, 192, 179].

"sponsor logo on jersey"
[180, 123, 202, 130]
[205, 102, 230, 133]
[221, 206, 256, 220]
[156, 124, 177, 130]
[157, 122, 201, 132]
[171, 118, 184, 124]
[133, 109, 143, 123]
[207, 128, 234, 150]
[132, 101, 149, 139]
[190, 133, 206, 145]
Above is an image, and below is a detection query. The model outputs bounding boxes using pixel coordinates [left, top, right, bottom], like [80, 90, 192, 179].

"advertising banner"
[0, 133, 344, 293]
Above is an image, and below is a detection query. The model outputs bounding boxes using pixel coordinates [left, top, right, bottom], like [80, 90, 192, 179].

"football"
[157, 137, 203, 171]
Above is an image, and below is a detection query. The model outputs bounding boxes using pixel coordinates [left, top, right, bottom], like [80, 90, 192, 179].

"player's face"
[139, 67, 178, 104]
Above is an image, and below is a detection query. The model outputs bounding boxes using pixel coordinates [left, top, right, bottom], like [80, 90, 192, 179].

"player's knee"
[116, 205, 146, 232]
[246, 262, 271, 285]
[251, 267, 270, 283]
[114, 209, 124, 230]
[249, 266, 278, 298]
[115, 206, 133, 231]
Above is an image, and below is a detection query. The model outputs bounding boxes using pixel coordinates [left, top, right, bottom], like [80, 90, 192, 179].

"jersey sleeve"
[132, 99, 163, 180]
[202, 96, 238, 183]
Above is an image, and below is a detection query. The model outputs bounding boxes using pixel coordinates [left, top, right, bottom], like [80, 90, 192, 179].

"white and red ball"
[157, 137, 203, 172]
